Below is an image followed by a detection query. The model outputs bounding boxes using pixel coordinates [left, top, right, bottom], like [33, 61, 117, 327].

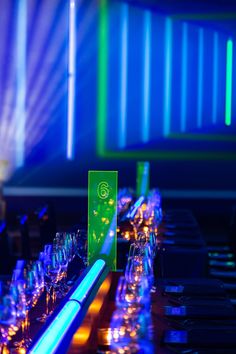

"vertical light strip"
[15, 0, 27, 168]
[225, 39, 233, 126]
[197, 28, 204, 129]
[67, 0, 76, 160]
[212, 32, 219, 124]
[142, 11, 151, 143]
[163, 18, 172, 137]
[97, 0, 108, 156]
[180, 22, 188, 133]
[119, 4, 128, 149]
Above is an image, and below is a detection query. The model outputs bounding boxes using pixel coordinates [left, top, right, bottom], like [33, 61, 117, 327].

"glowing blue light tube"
[15, 0, 27, 168]
[142, 11, 151, 143]
[127, 196, 145, 218]
[29, 301, 80, 354]
[67, 0, 76, 159]
[197, 28, 204, 129]
[119, 4, 128, 149]
[70, 259, 106, 303]
[212, 32, 219, 124]
[163, 18, 172, 137]
[181, 23, 188, 133]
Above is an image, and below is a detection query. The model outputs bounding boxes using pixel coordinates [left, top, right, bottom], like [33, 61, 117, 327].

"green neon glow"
[171, 13, 236, 20]
[169, 133, 236, 142]
[97, 0, 108, 156]
[225, 39, 233, 126]
[30, 301, 80, 354]
[70, 259, 106, 302]
[100, 150, 236, 160]
[136, 162, 150, 197]
[88, 171, 117, 270]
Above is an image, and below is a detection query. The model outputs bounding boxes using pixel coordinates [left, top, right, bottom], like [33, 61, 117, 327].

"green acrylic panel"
[88, 171, 117, 270]
[136, 162, 150, 197]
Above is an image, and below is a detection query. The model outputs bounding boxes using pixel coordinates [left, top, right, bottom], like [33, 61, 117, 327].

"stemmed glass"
[18, 267, 40, 349]
[110, 276, 152, 351]
[56, 246, 69, 297]
[125, 255, 153, 291]
[72, 230, 88, 268]
[116, 276, 150, 312]
[129, 207, 143, 240]
[44, 251, 61, 317]
[0, 282, 17, 354]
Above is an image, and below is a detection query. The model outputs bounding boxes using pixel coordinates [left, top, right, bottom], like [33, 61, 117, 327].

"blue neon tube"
[163, 18, 172, 136]
[142, 11, 151, 143]
[67, 0, 76, 159]
[69, 259, 106, 303]
[119, 3, 128, 149]
[180, 23, 188, 133]
[29, 301, 80, 354]
[197, 28, 204, 129]
[15, 0, 27, 168]
[212, 32, 219, 124]
[127, 196, 145, 218]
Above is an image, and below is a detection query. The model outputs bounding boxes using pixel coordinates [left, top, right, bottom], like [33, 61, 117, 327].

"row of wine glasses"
[110, 230, 157, 353]
[0, 229, 87, 353]
[0, 258, 45, 353]
[128, 189, 163, 240]
[38, 230, 87, 321]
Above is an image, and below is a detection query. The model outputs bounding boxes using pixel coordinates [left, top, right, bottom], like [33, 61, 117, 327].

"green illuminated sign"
[88, 171, 117, 270]
[136, 162, 150, 197]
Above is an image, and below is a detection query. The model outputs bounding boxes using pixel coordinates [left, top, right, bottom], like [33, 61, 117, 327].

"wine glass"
[116, 276, 150, 312]
[9, 278, 27, 349]
[56, 246, 69, 297]
[19, 267, 40, 349]
[129, 207, 143, 240]
[44, 252, 61, 316]
[110, 308, 153, 350]
[0, 283, 17, 353]
[34, 260, 44, 285]
[72, 230, 88, 268]
[125, 255, 153, 291]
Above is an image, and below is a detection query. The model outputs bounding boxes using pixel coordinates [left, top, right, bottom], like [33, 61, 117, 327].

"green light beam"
[97, 0, 108, 156]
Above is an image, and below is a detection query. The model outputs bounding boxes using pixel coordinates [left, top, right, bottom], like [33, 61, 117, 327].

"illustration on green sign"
[88, 171, 117, 270]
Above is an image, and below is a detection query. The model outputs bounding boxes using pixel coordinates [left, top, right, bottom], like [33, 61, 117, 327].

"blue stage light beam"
[163, 18, 172, 137]
[197, 28, 204, 129]
[212, 32, 219, 124]
[69, 259, 106, 303]
[180, 22, 188, 133]
[119, 4, 128, 149]
[67, 0, 76, 159]
[15, 0, 27, 168]
[142, 11, 151, 143]
[29, 301, 80, 354]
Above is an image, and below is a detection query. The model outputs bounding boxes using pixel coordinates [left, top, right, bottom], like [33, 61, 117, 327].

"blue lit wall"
[0, 0, 236, 189]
